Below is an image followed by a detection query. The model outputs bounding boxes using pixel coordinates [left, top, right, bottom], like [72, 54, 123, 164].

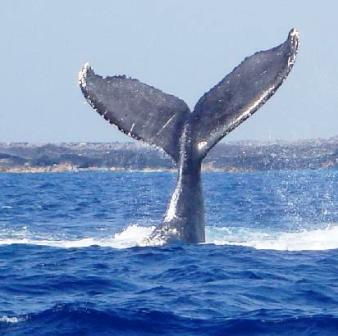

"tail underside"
[190, 28, 299, 159]
[79, 29, 299, 163]
[78, 65, 190, 163]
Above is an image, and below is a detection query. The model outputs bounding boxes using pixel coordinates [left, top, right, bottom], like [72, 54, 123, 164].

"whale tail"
[79, 29, 299, 243]
[79, 29, 298, 163]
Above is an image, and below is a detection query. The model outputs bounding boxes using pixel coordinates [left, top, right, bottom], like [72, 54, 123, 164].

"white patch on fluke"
[156, 114, 176, 136]
[230, 86, 275, 130]
[289, 28, 300, 40]
[197, 141, 208, 151]
[128, 123, 136, 136]
[78, 62, 91, 87]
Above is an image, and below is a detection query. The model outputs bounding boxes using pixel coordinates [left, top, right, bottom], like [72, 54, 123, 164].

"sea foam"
[207, 224, 338, 251]
[0, 224, 338, 251]
[0, 316, 22, 324]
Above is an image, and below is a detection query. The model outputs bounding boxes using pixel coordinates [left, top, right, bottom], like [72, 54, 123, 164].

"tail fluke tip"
[288, 28, 300, 50]
[78, 62, 93, 87]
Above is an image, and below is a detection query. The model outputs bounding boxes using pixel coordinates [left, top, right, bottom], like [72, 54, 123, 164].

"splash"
[207, 224, 338, 251]
[0, 224, 338, 251]
[0, 225, 154, 249]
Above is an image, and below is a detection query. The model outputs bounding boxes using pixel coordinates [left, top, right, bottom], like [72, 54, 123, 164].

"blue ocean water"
[0, 170, 338, 335]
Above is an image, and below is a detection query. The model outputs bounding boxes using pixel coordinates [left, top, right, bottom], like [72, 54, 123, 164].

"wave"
[1, 224, 338, 251]
[1, 304, 337, 336]
[0, 225, 154, 249]
[207, 224, 338, 251]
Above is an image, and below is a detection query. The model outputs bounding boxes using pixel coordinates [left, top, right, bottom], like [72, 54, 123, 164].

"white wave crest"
[207, 225, 338, 251]
[0, 225, 155, 249]
[0, 316, 22, 324]
[0, 224, 338, 251]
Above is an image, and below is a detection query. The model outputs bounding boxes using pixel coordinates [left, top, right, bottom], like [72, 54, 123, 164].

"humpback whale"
[79, 29, 299, 244]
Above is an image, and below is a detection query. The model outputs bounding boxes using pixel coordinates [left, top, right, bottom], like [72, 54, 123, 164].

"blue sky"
[0, 1, 337, 143]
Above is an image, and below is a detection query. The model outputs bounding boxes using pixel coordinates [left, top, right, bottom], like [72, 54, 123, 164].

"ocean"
[0, 170, 337, 335]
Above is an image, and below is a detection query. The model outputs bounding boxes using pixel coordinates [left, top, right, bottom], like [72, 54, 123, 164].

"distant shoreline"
[1, 138, 337, 173]
[0, 165, 335, 174]
[0, 164, 249, 174]
[0, 165, 174, 174]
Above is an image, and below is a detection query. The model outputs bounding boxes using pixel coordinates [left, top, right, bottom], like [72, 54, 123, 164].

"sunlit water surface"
[0, 170, 338, 335]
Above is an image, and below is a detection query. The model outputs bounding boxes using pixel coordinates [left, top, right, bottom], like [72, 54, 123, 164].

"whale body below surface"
[79, 29, 299, 244]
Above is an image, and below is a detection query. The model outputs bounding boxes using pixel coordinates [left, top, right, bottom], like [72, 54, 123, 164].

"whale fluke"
[79, 65, 189, 162]
[79, 29, 299, 244]
[191, 28, 299, 159]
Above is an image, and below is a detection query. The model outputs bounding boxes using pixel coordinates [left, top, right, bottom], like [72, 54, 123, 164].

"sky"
[0, 0, 337, 143]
